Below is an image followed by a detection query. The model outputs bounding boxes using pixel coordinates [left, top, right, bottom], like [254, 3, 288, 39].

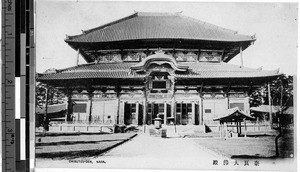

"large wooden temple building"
[37, 12, 280, 130]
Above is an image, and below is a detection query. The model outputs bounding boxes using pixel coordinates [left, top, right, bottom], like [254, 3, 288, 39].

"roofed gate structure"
[37, 12, 280, 131]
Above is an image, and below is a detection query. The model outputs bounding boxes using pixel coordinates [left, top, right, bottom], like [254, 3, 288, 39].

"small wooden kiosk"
[214, 108, 255, 138]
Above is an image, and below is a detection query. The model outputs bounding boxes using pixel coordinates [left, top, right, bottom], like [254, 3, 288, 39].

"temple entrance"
[124, 103, 143, 125]
[146, 103, 171, 125]
[176, 103, 192, 125]
[175, 102, 198, 125]
[124, 103, 136, 125]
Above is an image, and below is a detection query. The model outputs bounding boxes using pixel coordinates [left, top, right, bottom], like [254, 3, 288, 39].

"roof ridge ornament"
[257, 66, 263, 71]
[176, 11, 183, 15]
[154, 49, 165, 54]
[44, 68, 57, 74]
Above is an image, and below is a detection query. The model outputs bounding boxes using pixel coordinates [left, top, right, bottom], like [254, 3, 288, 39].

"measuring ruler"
[2, 0, 34, 171]
[2, 0, 16, 171]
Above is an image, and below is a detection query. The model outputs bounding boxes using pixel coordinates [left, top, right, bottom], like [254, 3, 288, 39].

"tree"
[267, 75, 293, 108]
[249, 74, 294, 130]
[249, 75, 293, 157]
[35, 82, 66, 130]
[36, 82, 66, 107]
[249, 75, 293, 108]
[249, 87, 265, 107]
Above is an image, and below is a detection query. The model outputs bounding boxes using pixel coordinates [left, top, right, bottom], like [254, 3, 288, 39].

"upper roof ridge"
[65, 11, 255, 46]
[68, 12, 184, 38]
[135, 12, 182, 17]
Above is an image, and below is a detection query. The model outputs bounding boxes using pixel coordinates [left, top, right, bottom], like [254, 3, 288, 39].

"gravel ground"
[194, 130, 294, 158]
[35, 133, 296, 171]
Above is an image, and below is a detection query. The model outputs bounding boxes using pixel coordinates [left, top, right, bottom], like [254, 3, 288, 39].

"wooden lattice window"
[204, 109, 212, 113]
[73, 103, 87, 113]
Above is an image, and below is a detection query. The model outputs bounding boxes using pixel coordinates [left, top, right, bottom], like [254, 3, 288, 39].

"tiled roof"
[37, 62, 280, 81]
[36, 104, 67, 114]
[176, 62, 280, 78]
[65, 12, 254, 43]
[250, 105, 293, 115]
[213, 107, 255, 122]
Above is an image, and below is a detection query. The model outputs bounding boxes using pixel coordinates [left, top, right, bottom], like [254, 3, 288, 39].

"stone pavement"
[96, 133, 227, 170]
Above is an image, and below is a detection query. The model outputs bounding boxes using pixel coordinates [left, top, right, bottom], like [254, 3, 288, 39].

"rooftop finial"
[257, 66, 263, 71]
[155, 48, 164, 54]
[176, 11, 183, 15]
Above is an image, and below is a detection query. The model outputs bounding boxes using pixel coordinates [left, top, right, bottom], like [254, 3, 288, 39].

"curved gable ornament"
[131, 51, 189, 72]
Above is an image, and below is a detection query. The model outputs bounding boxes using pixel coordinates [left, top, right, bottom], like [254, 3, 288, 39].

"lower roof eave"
[176, 75, 281, 80]
[36, 77, 145, 87]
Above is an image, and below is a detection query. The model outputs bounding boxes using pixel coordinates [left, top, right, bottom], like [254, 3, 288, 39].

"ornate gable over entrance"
[131, 50, 189, 73]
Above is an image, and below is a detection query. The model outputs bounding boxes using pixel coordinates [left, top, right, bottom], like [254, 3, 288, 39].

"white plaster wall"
[202, 98, 227, 124]
[91, 100, 118, 124]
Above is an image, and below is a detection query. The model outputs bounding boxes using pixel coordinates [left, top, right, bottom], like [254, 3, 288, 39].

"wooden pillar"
[135, 102, 139, 125]
[115, 87, 120, 124]
[171, 99, 175, 118]
[151, 102, 154, 124]
[88, 90, 94, 123]
[244, 118, 247, 137]
[227, 96, 230, 109]
[66, 89, 73, 122]
[164, 102, 167, 125]
[119, 101, 125, 124]
[143, 87, 147, 130]
[43, 87, 49, 132]
[268, 83, 273, 129]
[225, 122, 228, 138]
[180, 103, 182, 124]
[239, 122, 242, 135]
[198, 85, 204, 125]
[226, 83, 231, 109]
[200, 98, 203, 125]
[174, 102, 177, 124]
[171, 98, 176, 125]
[221, 48, 225, 62]
[143, 100, 147, 132]
[219, 123, 222, 138]
[240, 46, 244, 67]
[192, 101, 195, 125]
[257, 117, 259, 131]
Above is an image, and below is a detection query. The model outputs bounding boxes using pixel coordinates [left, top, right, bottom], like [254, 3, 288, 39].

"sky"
[36, 1, 298, 75]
